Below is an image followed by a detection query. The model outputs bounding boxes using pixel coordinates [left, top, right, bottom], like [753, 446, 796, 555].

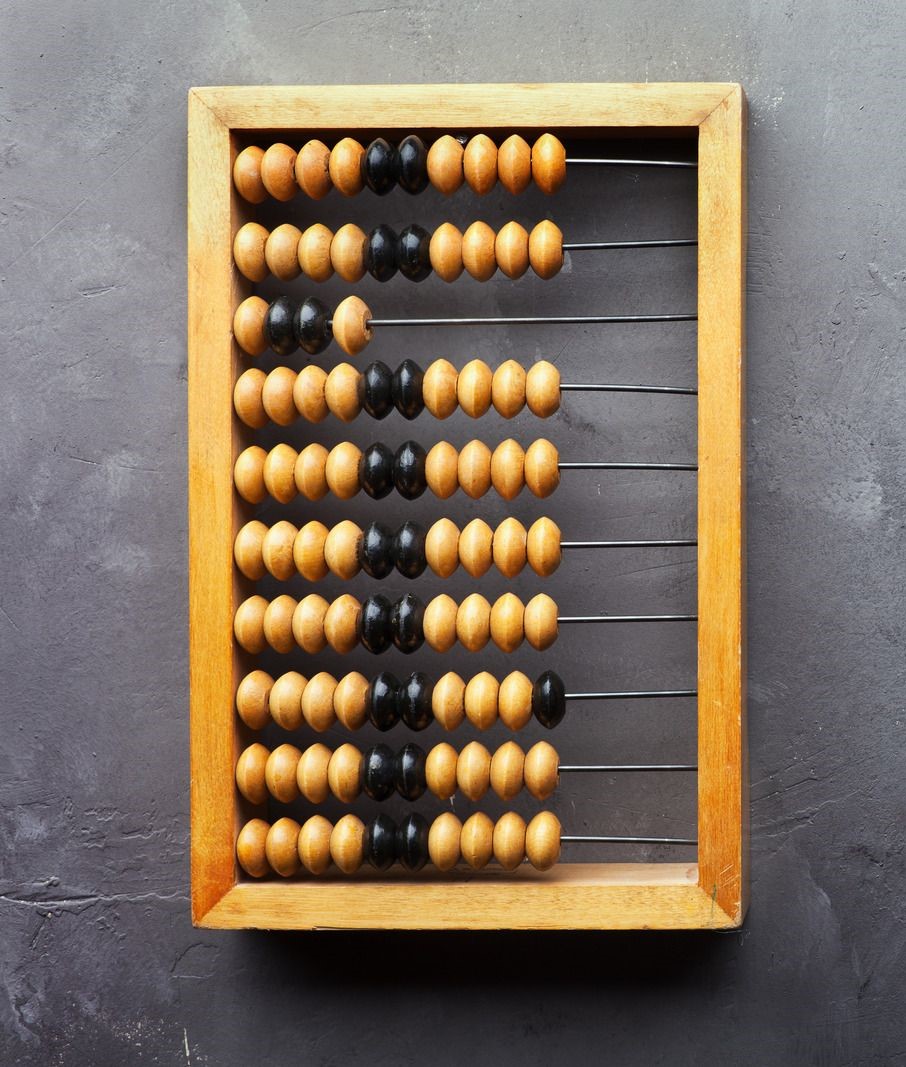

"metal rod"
[561, 835, 698, 845]
[565, 689, 697, 700]
[560, 539, 696, 549]
[563, 238, 697, 251]
[557, 614, 697, 624]
[560, 383, 697, 395]
[366, 313, 697, 328]
[558, 764, 697, 773]
[565, 157, 697, 169]
[559, 462, 698, 471]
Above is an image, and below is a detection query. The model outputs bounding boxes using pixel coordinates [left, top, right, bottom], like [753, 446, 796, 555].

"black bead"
[362, 744, 396, 801]
[396, 812, 429, 872]
[392, 359, 425, 419]
[263, 297, 298, 356]
[360, 361, 394, 419]
[393, 521, 427, 579]
[367, 671, 400, 731]
[364, 814, 398, 870]
[292, 297, 332, 355]
[532, 670, 567, 729]
[397, 135, 429, 194]
[397, 225, 432, 282]
[398, 672, 433, 731]
[366, 224, 399, 282]
[361, 138, 399, 196]
[395, 743, 427, 801]
[359, 522, 395, 579]
[359, 443, 395, 499]
[392, 441, 427, 500]
[359, 595, 393, 654]
[391, 593, 425, 654]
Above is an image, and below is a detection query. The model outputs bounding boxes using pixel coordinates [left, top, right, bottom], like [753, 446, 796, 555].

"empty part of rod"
[560, 539, 697, 549]
[366, 313, 697, 327]
[564, 689, 697, 700]
[561, 835, 698, 844]
[558, 764, 697, 772]
[559, 461, 698, 471]
[558, 614, 697, 624]
[560, 383, 698, 395]
[562, 238, 697, 251]
[565, 157, 697, 169]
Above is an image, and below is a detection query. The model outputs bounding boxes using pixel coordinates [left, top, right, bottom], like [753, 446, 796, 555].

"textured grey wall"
[2, 1, 905, 1064]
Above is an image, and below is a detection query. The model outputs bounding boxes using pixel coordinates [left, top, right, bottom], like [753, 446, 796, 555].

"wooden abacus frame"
[187, 83, 746, 930]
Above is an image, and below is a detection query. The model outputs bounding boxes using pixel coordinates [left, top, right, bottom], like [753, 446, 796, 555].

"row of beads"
[234, 358, 561, 428]
[234, 438, 560, 505]
[235, 516, 562, 582]
[233, 133, 566, 204]
[234, 591, 559, 656]
[233, 219, 565, 284]
[236, 668, 566, 733]
[237, 738, 560, 806]
[237, 810, 562, 877]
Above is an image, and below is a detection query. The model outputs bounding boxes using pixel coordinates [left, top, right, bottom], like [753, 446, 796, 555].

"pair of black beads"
[263, 296, 332, 356]
[363, 812, 430, 872]
[361, 743, 428, 802]
[359, 521, 427, 580]
[366, 671, 433, 732]
[359, 360, 425, 420]
[358, 595, 426, 655]
[360, 136, 429, 197]
[358, 441, 427, 500]
[364, 224, 432, 283]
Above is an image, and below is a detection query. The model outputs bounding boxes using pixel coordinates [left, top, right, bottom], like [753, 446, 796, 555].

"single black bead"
[263, 297, 297, 356]
[396, 812, 429, 872]
[395, 743, 427, 801]
[359, 595, 393, 654]
[392, 441, 427, 500]
[398, 672, 433, 731]
[359, 443, 395, 499]
[362, 745, 396, 801]
[359, 522, 395, 579]
[361, 138, 399, 196]
[292, 296, 332, 355]
[397, 225, 432, 283]
[393, 521, 427, 579]
[391, 593, 425, 654]
[392, 359, 425, 419]
[366, 224, 399, 282]
[360, 361, 394, 419]
[367, 672, 400, 731]
[532, 670, 567, 729]
[397, 135, 429, 194]
[364, 814, 398, 870]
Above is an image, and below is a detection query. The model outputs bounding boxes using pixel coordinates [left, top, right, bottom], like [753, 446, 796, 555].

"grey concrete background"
[2, 0, 905, 1064]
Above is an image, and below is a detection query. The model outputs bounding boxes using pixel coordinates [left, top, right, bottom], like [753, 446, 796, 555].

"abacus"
[188, 83, 747, 930]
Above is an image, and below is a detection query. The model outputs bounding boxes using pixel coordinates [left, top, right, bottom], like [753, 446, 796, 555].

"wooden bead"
[432, 670, 466, 730]
[428, 223, 464, 283]
[457, 359, 492, 418]
[461, 221, 497, 282]
[461, 812, 494, 870]
[233, 146, 267, 204]
[323, 593, 362, 653]
[293, 366, 329, 424]
[531, 134, 567, 195]
[266, 817, 302, 877]
[526, 811, 561, 870]
[323, 520, 362, 580]
[297, 744, 331, 803]
[426, 441, 459, 499]
[456, 594, 491, 652]
[423, 594, 458, 653]
[301, 671, 338, 732]
[233, 295, 268, 356]
[292, 595, 329, 655]
[234, 368, 268, 428]
[425, 742, 458, 799]
[490, 592, 525, 652]
[236, 743, 269, 804]
[425, 518, 460, 578]
[493, 811, 527, 871]
[330, 814, 365, 874]
[463, 134, 498, 195]
[497, 134, 532, 194]
[525, 359, 561, 417]
[428, 812, 462, 872]
[297, 223, 334, 282]
[324, 363, 361, 422]
[234, 519, 267, 579]
[328, 137, 365, 196]
[524, 438, 560, 497]
[459, 518, 493, 578]
[491, 439, 525, 500]
[423, 358, 459, 417]
[325, 441, 362, 499]
[464, 670, 498, 730]
[330, 223, 367, 282]
[426, 134, 464, 195]
[491, 359, 527, 417]
[498, 670, 533, 731]
[263, 444, 298, 504]
[490, 742, 525, 801]
[298, 814, 332, 874]
[524, 593, 558, 651]
[265, 743, 302, 803]
[328, 744, 363, 803]
[234, 595, 267, 654]
[526, 517, 562, 576]
[265, 223, 303, 281]
[529, 220, 564, 280]
[495, 221, 530, 280]
[332, 295, 373, 357]
[293, 520, 328, 581]
[263, 594, 297, 654]
[269, 671, 306, 731]
[294, 443, 329, 500]
[262, 520, 298, 580]
[524, 741, 560, 800]
[261, 143, 298, 201]
[234, 445, 267, 503]
[295, 139, 332, 200]
[492, 517, 527, 578]
[457, 440, 491, 499]
[457, 741, 492, 801]
[333, 671, 369, 731]
[236, 818, 270, 877]
[262, 366, 298, 426]
[236, 670, 274, 730]
[233, 221, 269, 282]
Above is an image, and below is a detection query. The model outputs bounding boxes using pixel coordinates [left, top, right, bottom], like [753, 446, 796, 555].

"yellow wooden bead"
[262, 366, 298, 426]
[298, 814, 333, 874]
[457, 359, 492, 418]
[233, 221, 269, 282]
[464, 670, 499, 730]
[265, 223, 303, 281]
[498, 670, 533, 731]
[293, 365, 329, 423]
[457, 741, 492, 801]
[425, 518, 460, 578]
[459, 518, 493, 578]
[297, 744, 332, 803]
[428, 812, 462, 872]
[324, 520, 362, 580]
[323, 593, 362, 654]
[332, 295, 373, 356]
[330, 813, 365, 874]
[234, 445, 267, 503]
[266, 817, 302, 877]
[493, 811, 527, 870]
[525, 360, 561, 417]
[495, 221, 530, 280]
[423, 594, 458, 653]
[425, 742, 458, 799]
[269, 671, 306, 731]
[295, 139, 332, 200]
[458, 440, 492, 499]
[461, 812, 494, 870]
[325, 441, 362, 499]
[428, 223, 464, 283]
[529, 220, 564, 280]
[233, 295, 268, 356]
[324, 363, 362, 422]
[233, 146, 267, 204]
[328, 137, 365, 196]
[531, 134, 567, 195]
[463, 133, 498, 195]
[524, 438, 560, 497]
[294, 443, 329, 500]
[422, 359, 459, 418]
[526, 811, 562, 870]
[262, 519, 298, 580]
[524, 593, 559, 651]
[297, 222, 334, 282]
[263, 594, 297, 654]
[491, 359, 527, 417]
[328, 743, 363, 803]
[490, 741, 525, 801]
[263, 444, 299, 504]
[333, 671, 369, 731]
[233, 367, 268, 428]
[427, 134, 464, 195]
[461, 221, 497, 281]
[265, 743, 302, 803]
[526, 517, 562, 576]
[497, 134, 532, 195]
[432, 671, 466, 730]
[490, 592, 525, 652]
[234, 595, 268, 654]
[292, 595, 329, 655]
[524, 741, 560, 800]
[236, 743, 269, 804]
[491, 517, 527, 578]
[491, 439, 525, 500]
[236, 670, 274, 731]
[236, 818, 270, 877]
[261, 143, 298, 201]
[293, 520, 328, 581]
[456, 594, 491, 652]
[234, 519, 267, 580]
[426, 441, 460, 499]
[330, 223, 367, 282]
[301, 671, 338, 732]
